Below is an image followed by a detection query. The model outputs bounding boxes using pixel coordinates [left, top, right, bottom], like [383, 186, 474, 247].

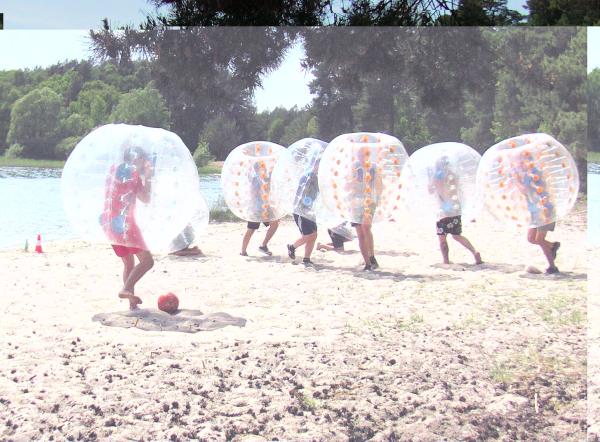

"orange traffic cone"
[35, 234, 43, 253]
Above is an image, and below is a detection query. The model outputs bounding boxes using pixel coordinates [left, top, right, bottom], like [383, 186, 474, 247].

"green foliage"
[7, 87, 63, 158]
[69, 80, 120, 126]
[198, 114, 242, 160]
[62, 113, 93, 138]
[526, 0, 600, 25]
[589, 69, 600, 152]
[4, 143, 24, 158]
[280, 110, 313, 146]
[193, 140, 213, 168]
[54, 136, 82, 159]
[109, 86, 171, 129]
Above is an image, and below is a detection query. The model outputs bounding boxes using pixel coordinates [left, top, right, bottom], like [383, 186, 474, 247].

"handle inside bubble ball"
[151, 152, 157, 177]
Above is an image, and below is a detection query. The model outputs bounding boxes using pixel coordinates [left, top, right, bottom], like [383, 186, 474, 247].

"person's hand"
[143, 160, 154, 178]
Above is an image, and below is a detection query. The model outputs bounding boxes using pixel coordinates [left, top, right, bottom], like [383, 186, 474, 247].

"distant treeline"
[0, 27, 587, 190]
[589, 68, 600, 152]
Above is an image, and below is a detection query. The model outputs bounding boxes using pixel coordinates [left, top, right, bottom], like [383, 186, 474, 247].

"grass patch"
[490, 361, 514, 384]
[209, 206, 238, 222]
[0, 157, 65, 168]
[489, 344, 581, 407]
[298, 392, 320, 411]
[198, 161, 223, 175]
[392, 313, 425, 332]
[455, 312, 484, 330]
[588, 151, 600, 164]
[535, 294, 585, 327]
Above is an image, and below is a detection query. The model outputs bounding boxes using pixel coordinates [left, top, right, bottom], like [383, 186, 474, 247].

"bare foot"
[119, 290, 142, 310]
[474, 252, 483, 265]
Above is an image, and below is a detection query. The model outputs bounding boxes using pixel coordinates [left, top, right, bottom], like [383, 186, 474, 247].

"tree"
[526, 0, 600, 25]
[7, 87, 63, 158]
[109, 86, 171, 128]
[69, 80, 120, 126]
[489, 27, 587, 190]
[62, 113, 93, 138]
[90, 27, 293, 151]
[198, 114, 242, 160]
[589, 69, 600, 152]
[144, 0, 523, 26]
[147, 0, 332, 25]
[436, 0, 523, 25]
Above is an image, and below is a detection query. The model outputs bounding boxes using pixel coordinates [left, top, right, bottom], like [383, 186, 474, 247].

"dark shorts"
[328, 229, 348, 249]
[436, 216, 462, 235]
[247, 221, 270, 230]
[537, 222, 556, 232]
[112, 244, 143, 257]
[294, 214, 317, 236]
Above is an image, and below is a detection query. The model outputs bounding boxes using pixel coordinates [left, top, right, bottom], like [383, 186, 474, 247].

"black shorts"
[293, 214, 317, 236]
[436, 216, 462, 235]
[328, 229, 348, 249]
[247, 221, 270, 230]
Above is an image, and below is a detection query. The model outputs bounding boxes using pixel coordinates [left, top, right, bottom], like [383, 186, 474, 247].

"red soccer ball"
[157, 292, 179, 314]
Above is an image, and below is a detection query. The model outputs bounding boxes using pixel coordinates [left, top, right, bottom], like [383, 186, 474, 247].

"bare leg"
[303, 232, 318, 259]
[355, 225, 370, 266]
[451, 234, 482, 264]
[535, 230, 555, 268]
[241, 229, 255, 255]
[363, 224, 374, 258]
[438, 234, 450, 264]
[262, 220, 279, 247]
[527, 228, 556, 269]
[120, 250, 154, 309]
[293, 236, 309, 249]
[121, 255, 135, 284]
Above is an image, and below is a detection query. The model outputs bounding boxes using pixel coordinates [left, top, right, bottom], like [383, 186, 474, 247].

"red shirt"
[101, 163, 148, 250]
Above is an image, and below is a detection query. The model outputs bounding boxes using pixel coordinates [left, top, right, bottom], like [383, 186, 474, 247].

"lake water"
[0, 167, 224, 250]
[590, 164, 600, 245]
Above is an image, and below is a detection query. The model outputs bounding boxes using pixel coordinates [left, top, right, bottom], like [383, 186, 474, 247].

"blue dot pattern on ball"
[303, 196, 313, 206]
[115, 163, 133, 181]
[110, 215, 127, 234]
[441, 201, 453, 213]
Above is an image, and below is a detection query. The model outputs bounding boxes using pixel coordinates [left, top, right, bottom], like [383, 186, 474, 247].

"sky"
[0, 0, 594, 111]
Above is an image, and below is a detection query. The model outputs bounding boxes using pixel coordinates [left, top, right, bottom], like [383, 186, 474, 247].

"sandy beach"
[0, 202, 587, 441]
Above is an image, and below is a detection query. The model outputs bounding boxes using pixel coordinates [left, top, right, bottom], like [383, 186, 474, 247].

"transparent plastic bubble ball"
[318, 132, 408, 224]
[314, 196, 356, 240]
[270, 138, 328, 221]
[401, 142, 481, 224]
[476, 133, 579, 228]
[221, 141, 286, 222]
[61, 124, 209, 253]
[168, 190, 210, 252]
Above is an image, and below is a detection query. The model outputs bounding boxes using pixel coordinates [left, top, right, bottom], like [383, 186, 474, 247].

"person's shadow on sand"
[430, 262, 525, 273]
[92, 309, 247, 333]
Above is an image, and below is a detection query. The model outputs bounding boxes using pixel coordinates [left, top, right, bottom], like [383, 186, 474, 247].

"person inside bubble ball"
[287, 158, 320, 267]
[101, 145, 155, 309]
[428, 156, 482, 266]
[512, 153, 560, 274]
[241, 160, 280, 256]
[317, 223, 354, 252]
[348, 145, 382, 271]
